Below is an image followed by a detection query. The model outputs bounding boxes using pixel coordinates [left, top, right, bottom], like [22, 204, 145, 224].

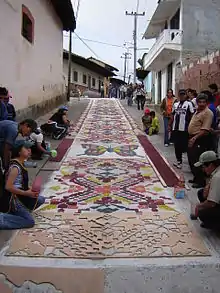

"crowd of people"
[0, 86, 71, 230]
[159, 84, 220, 230]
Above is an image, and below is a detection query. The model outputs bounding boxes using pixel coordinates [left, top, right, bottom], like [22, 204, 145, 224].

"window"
[83, 74, 87, 84]
[92, 78, 96, 87]
[22, 5, 34, 44]
[73, 71, 78, 82]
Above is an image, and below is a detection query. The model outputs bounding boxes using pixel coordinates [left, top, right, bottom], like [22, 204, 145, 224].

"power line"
[63, 34, 124, 48]
[74, 32, 100, 59]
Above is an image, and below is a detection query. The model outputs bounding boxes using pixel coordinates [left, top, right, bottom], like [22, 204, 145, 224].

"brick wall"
[176, 51, 220, 92]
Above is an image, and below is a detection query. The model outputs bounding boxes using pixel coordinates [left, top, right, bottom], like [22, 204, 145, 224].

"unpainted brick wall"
[176, 55, 220, 92]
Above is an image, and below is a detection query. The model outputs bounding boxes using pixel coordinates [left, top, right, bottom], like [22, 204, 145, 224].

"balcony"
[143, 0, 181, 39]
[143, 29, 182, 71]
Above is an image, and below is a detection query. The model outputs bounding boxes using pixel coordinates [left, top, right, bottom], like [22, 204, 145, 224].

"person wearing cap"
[188, 93, 214, 188]
[142, 108, 152, 134]
[160, 88, 176, 146]
[169, 89, 195, 169]
[191, 151, 220, 229]
[41, 106, 70, 140]
[0, 140, 45, 228]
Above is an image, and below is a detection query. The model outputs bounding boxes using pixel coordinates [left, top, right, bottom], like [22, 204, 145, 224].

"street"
[0, 98, 220, 293]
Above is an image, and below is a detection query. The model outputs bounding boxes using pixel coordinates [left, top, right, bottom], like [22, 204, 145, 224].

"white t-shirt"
[172, 100, 195, 131]
[30, 132, 43, 144]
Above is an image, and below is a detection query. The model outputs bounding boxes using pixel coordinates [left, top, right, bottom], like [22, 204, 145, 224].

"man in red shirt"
[209, 83, 220, 107]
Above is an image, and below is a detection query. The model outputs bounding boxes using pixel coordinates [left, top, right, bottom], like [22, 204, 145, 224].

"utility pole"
[67, 31, 72, 102]
[125, 11, 145, 84]
[121, 52, 131, 82]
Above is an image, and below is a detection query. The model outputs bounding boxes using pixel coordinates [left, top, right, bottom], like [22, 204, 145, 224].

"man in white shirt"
[191, 151, 220, 229]
[169, 89, 195, 168]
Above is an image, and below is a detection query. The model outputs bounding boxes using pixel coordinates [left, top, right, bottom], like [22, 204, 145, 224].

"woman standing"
[160, 89, 176, 146]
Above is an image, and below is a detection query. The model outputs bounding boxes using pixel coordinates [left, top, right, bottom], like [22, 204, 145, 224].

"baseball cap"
[144, 108, 150, 114]
[179, 89, 186, 95]
[59, 105, 68, 111]
[194, 151, 218, 167]
[13, 140, 34, 150]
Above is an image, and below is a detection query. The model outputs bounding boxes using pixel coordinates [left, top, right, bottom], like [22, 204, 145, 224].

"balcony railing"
[144, 29, 182, 69]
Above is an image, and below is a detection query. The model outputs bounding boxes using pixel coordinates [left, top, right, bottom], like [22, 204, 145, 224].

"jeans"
[136, 96, 145, 110]
[197, 188, 220, 229]
[163, 117, 170, 145]
[187, 135, 213, 186]
[0, 195, 45, 230]
[127, 96, 133, 106]
[172, 131, 188, 163]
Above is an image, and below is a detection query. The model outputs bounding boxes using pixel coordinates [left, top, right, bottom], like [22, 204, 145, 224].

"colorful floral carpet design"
[5, 99, 210, 259]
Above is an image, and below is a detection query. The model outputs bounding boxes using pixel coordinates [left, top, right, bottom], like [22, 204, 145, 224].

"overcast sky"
[63, 0, 157, 79]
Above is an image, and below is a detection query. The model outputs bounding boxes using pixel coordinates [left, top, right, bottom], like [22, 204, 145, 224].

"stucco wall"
[0, 0, 65, 113]
[63, 59, 104, 92]
[181, 0, 220, 66]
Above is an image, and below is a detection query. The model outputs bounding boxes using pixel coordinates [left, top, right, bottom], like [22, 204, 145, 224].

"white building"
[0, 0, 75, 118]
[63, 51, 117, 96]
[143, 0, 220, 104]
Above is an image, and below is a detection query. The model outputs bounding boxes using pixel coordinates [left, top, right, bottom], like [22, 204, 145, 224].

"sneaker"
[164, 144, 169, 147]
[173, 162, 182, 169]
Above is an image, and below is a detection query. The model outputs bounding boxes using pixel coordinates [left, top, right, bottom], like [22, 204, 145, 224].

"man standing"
[170, 89, 194, 169]
[0, 119, 37, 212]
[127, 83, 133, 106]
[100, 83, 104, 98]
[191, 151, 220, 230]
[188, 93, 213, 188]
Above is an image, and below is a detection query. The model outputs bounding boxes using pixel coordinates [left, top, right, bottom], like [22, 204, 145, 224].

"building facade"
[143, 0, 220, 104]
[0, 0, 75, 119]
[63, 52, 117, 96]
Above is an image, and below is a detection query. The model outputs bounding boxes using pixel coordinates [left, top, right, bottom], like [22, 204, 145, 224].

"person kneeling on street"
[0, 140, 45, 230]
[190, 151, 220, 230]
[41, 106, 70, 140]
[28, 127, 51, 160]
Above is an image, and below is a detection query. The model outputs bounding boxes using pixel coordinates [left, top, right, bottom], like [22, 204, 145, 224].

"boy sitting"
[28, 127, 51, 160]
[148, 111, 160, 136]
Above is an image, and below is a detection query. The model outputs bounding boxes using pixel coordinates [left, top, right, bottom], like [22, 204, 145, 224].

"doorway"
[88, 76, 91, 90]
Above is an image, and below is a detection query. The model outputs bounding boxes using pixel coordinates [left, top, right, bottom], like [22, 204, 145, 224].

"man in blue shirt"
[0, 119, 37, 212]
[0, 87, 8, 121]
[0, 119, 37, 170]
